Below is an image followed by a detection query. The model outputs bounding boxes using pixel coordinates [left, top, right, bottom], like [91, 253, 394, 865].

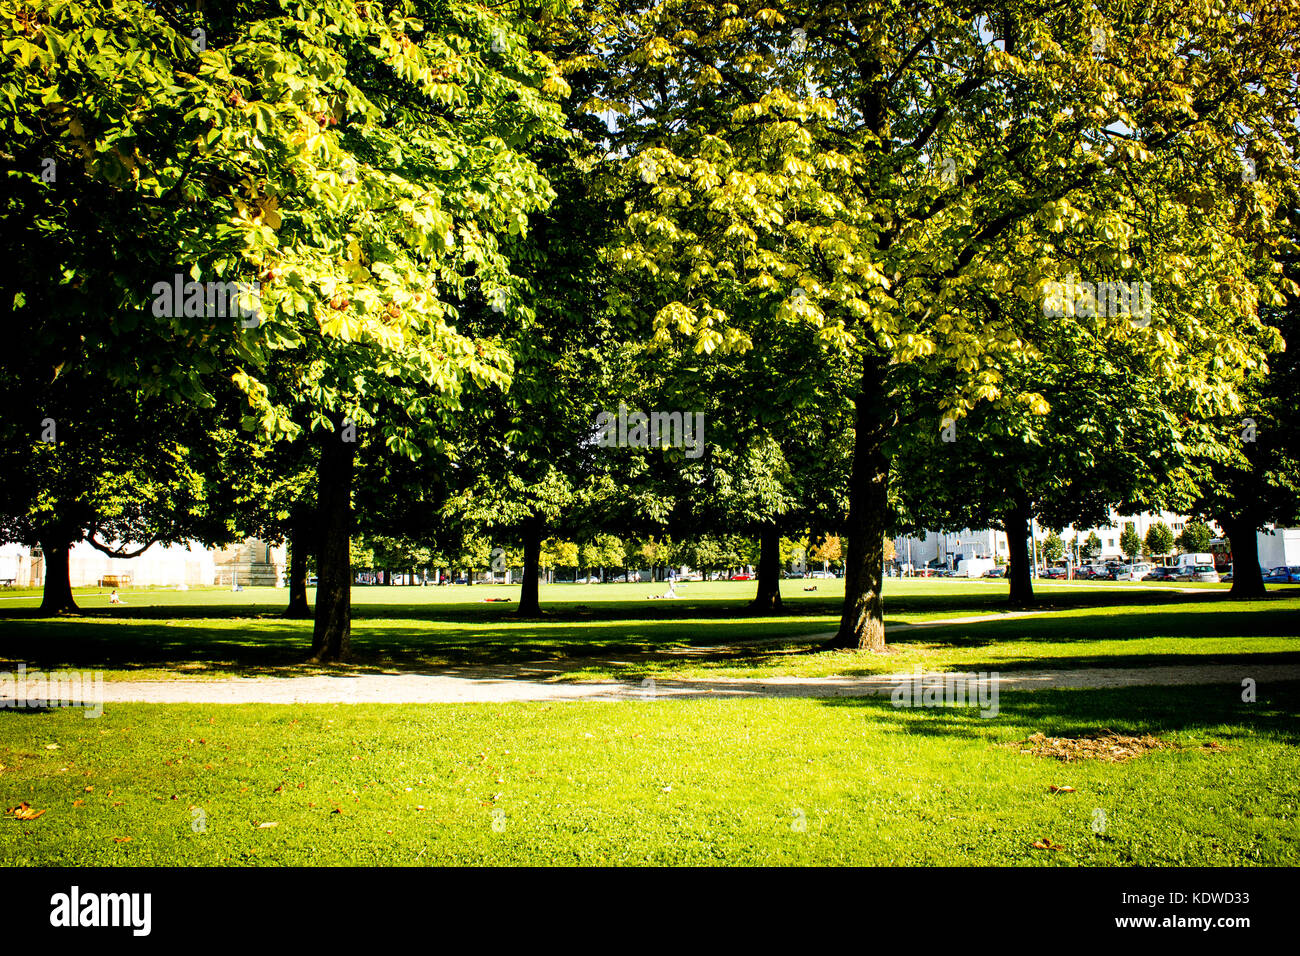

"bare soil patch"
[1008, 730, 1197, 762]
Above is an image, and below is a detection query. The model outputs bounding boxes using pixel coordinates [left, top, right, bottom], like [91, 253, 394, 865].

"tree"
[1041, 530, 1064, 566]
[1177, 520, 1215, 554]
[1082, 532, 1102, 562]
[1145, 522, 1175, 560]
[1081, 530, 1102, 561]
[1, 1, 570, 658]
[1180, 202, 1300, 597]
[1119, 522, 1143, 563]
[605, 3, 1299, 648]
[810, 535, 842, 573]
[0, 391, 224, 613]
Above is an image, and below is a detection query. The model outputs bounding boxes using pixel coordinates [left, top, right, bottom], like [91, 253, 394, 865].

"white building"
[893, 528, 1009, 569]
[895, 510, 1224, 568]
[0, 538, 284, 589]
[1256, 526, 1300, 569]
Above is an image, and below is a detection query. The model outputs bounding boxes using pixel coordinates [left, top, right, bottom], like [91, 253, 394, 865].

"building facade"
[0, 539, 285, 589]
[894, 510, 1225, 570]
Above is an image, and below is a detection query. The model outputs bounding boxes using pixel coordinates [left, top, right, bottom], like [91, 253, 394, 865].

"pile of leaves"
[1008, 730, 1173, 762]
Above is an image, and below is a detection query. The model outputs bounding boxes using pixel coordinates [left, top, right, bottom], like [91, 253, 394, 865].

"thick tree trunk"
[311, 424, 355, 662]
[39, 541, 78, 614]
[1221, 514, 1266, 599]
[829, 357, 890, 651]
[750, 522, 783, 612]
[518, 519, 542, 616]
[1005, 496, 1035, 606]
[284, 514, 313, 619]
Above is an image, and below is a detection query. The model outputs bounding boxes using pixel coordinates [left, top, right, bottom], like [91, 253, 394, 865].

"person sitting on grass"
[647, 579, 678, 600]
[109, 589, 126, 605]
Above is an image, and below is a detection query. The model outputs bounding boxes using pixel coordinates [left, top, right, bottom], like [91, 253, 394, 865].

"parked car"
[1143, 566, 1175, 581]
[729, 572, 753, 581]
[784, 570, 805, 579]
[1262, 566, 1293, 584]
[809, 570, 835, 579]
[1175, 564, 1220, 583]
[982, 567, 1005, 578]
[1043, 566, 1068, 579]
[1115, 563, 1152, 582]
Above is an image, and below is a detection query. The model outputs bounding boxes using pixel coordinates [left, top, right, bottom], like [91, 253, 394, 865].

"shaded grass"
[0, 581, 1297, 681]
[1, 682, 1297, 866]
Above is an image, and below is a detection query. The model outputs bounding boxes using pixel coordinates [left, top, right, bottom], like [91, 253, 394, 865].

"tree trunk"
[39, 541, 78, 614]
[829, 357, 890, 650]
[311, 423, 355, 662]
[1005, 496, 1035, 606]
[1221, 514, 1266, 599]
[518, 519, 542, 616]
[750, 522, 783, 612]
[284, 514, 313, 619]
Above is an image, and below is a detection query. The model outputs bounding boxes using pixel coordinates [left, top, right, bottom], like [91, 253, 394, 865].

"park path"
[17, 661, 1294, 705]
[5, 606, 1290, 706]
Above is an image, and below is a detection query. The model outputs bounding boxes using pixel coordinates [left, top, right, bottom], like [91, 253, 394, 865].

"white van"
[955, 557, 995, 578]
[1176, 552, 1215, 572]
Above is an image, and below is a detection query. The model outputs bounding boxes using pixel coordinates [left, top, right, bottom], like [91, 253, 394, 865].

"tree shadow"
[815, 680, 1300, 748]
[0, 587, 1294, 679]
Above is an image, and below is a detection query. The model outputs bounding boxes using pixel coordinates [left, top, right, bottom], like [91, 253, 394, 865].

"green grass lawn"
[1, 580, 1297, 682]
[2, 683, 1296, 866]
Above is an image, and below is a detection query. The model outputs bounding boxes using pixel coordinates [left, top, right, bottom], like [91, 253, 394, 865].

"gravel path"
[5, 607, 1290, 705]
[8, 661, 1292, 705]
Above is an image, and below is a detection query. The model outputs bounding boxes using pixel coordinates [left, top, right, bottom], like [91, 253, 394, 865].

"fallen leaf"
[7, 802, 45, 820]
[257, 822, 278, 828]
[1049, 785, 1076, 793]
[45, 744, 59, 750]
[73, 800, 85, 807]
[113, 836, 131, 843]
[1031, 837, 1065, 850]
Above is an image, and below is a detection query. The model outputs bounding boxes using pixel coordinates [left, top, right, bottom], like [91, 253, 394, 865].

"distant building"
[894, 510, 1224, 569]
[0, 539, 284, 589]
[1256, 526, 1300, 569]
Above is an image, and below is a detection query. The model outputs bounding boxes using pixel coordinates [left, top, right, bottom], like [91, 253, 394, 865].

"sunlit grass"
[2, 683, 1296, 866]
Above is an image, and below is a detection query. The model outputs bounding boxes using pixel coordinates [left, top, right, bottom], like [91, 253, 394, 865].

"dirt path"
[9, 661, 1291, 705]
